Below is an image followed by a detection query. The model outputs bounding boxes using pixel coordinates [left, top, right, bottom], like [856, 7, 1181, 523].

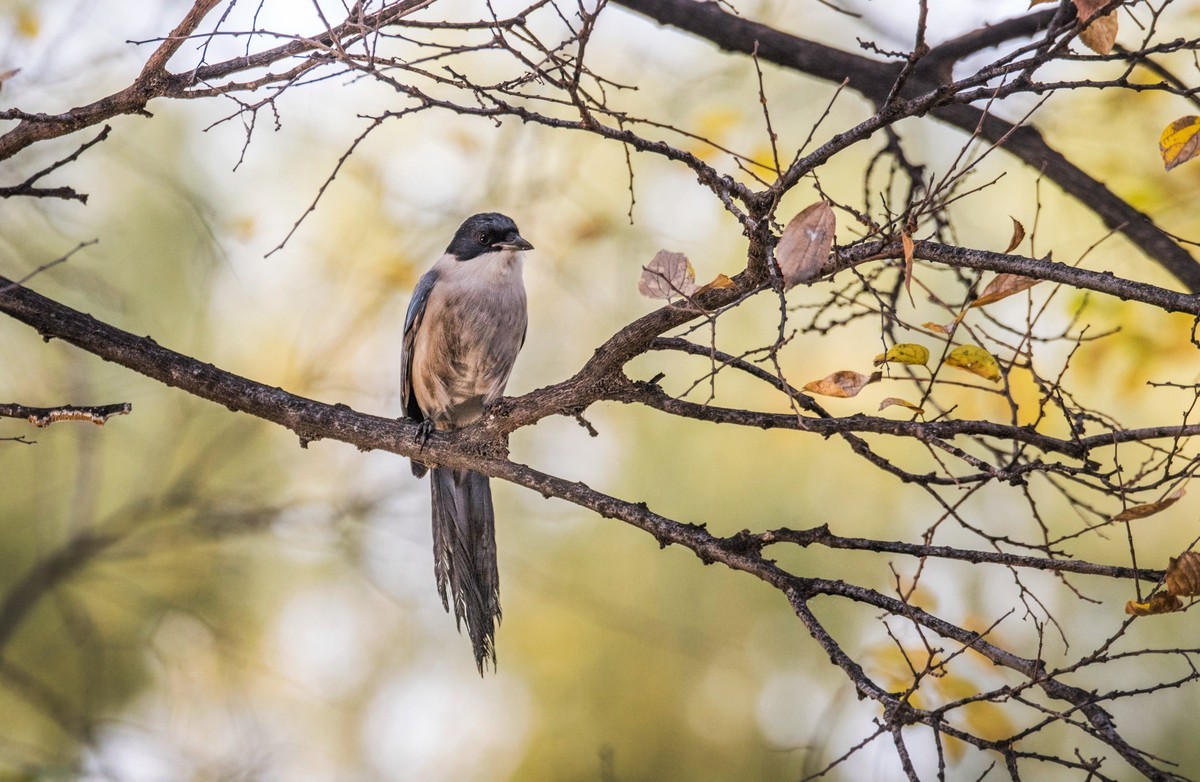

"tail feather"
[430, 466, 501, 672]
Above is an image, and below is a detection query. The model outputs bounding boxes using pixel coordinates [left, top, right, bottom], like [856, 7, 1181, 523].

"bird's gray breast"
[412, 253, 528, 427]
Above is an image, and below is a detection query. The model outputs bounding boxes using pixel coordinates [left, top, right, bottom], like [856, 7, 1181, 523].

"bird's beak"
[494, 235, 533, 252]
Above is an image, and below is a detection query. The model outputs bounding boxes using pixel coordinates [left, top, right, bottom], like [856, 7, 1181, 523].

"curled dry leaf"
[1160, 116, 1200, 171]
[945, 345, 1002, 382]
[1112, 486, 1186, 522]
[639, 250, 697, 300]
[803, 370, 881, 398]
[1165, 551, 1200, 597]
[923, 311, 966, 336]
[694, 273, 734, 295]
[873, 343, 930, 367]
[1004, 217, 1026, 254]
[971, 274, 1041, 308]
[776, 201, 836, 290]
[1125, 592, 1183, 616]
[879, 397, 925, 415]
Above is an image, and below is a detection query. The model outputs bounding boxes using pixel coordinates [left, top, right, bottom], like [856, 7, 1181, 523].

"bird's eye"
[477, 232, 489, 245]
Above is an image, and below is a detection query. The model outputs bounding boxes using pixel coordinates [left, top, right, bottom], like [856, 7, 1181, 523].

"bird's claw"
[416, 418, 435, 451]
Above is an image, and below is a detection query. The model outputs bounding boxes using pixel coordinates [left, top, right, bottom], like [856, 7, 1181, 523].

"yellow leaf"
[879, 397, 925, 415]
[1160, 116, 1200, 171]
[1166, 551, 1200, 597]
[638, 250, 697, 300]
[1113, 486, 1186, 522]
[695, 273, 734, 294]
[945, 345, 1002, 382]
[776, 201, 836, 289]
[15, 8, 38, 38]
[874, 343, 930, 367]
[1004, 217, 1026, 254]
[1078, 9, 1117, 55]
[1125, 592, 1183, 616]
[803, 370, 881, 398]
[971, 274, 1041, 308]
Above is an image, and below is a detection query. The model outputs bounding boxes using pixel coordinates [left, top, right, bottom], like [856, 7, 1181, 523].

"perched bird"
[400, 212, 532, 672]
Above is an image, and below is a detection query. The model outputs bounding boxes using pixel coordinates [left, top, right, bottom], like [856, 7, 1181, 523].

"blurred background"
[3, 0, 1200, 779]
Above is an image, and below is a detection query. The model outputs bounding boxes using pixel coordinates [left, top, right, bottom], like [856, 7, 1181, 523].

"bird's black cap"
[446, 212, 533, 261]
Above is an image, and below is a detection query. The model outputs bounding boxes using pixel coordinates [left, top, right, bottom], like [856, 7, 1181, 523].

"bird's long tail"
[430, 466, 501, 672]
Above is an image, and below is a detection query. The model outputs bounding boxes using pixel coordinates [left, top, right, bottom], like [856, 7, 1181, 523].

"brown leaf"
[1160, 116, 1200, 171]
[776, 201, 836, 290]
[1166, 551, 1200, 597]
[1125, 593, 1183, 616]
[1112, 486, 1186, 522]
[639, 250, 697, 300]
[879, 397, 925, 415]
[1004, 217, 1026, 254]
[803, 370, 881, 398]
[971, 274, 1041, 308]
[1078, 9, 1118, 55]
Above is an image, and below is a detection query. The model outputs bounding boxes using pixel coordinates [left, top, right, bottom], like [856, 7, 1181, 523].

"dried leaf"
[971, 274, 1041, 308]
[639, 250, 697, 300]
[803, 370, 881, 398]
[879, 397, 925, 415]
[1160, 116, 1200, 171]
[945, 345, 1002, 382]
[1166, 551, 1200, 597]
[695, 273, 735, 295]
[923, 312, 966, 336]
[1028, 0, 1055, 5]
[874, 343, 930, 367]
[1004, 217, 1026, 254]
[1078, 9, 1118, 55]
[776, 201, 836, 290]
[1125, 593, 1183, 616]
[1112, 486, 1186, 522]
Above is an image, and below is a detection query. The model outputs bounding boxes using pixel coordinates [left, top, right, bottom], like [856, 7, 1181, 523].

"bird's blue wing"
[401, 269, 438, 422]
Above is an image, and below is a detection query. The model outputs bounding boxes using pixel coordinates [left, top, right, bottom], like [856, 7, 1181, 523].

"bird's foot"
[416, 418, 435, 451]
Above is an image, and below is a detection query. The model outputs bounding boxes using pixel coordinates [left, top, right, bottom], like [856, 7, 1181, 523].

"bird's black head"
[445, 212, 534, 261]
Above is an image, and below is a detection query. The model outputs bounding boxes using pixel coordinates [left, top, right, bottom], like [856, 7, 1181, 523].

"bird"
[400, 212, 532, 672]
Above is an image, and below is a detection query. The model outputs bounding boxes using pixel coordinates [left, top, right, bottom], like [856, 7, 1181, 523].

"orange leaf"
[879, 397, 925, 415]
[803, 370, 881, 398]
[695, 273, 735, 294]
[1125, 593, 1183, 616]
